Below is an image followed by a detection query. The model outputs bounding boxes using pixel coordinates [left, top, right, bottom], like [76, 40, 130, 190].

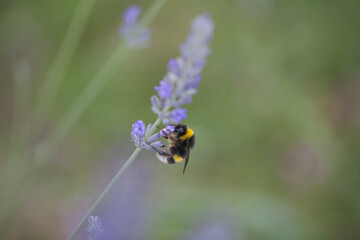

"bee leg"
[156, 126, 177, 142]
[145, 141, 172, 157]
[156, 126, 169, 139]
[145, 141, 160, 152]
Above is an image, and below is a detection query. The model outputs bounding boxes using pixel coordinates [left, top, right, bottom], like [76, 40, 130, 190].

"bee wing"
[183, 143, 190, 174]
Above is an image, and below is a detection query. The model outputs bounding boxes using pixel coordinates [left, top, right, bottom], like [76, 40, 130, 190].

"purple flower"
[119, 6, 151, 48]
[146, 125, 174, 143]
[151, 14, 214, 124]
[154, 80, 172, 99]
[131, 120, 145, 146]
[181, 219, 234, 240]
[131, 120, 166, 149]
[130, 14, 214, 150]
[159, 108, 187, 125]
[167, 59, 181, 77]
[171, 108, 187, 123]
[140, 125, 178, 152]
[87, 216, 104, 240]
[132, 120, 145, 135]
[123, 6, 141, 26]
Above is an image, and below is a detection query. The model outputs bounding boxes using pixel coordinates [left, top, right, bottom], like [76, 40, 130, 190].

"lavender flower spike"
[152, 14, 214, 124]
[119, 6, 151, 48]
[87, 216, 104, 240]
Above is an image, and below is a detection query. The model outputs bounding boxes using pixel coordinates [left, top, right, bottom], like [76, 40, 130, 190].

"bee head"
[174, 124, 187, 136]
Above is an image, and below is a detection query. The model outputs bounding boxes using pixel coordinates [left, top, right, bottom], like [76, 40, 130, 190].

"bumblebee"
[147, 124, 195, 174]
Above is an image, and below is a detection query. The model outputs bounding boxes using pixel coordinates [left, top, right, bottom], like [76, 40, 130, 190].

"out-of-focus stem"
[33, 0, 97, 129]
[68, 118, 161, 240]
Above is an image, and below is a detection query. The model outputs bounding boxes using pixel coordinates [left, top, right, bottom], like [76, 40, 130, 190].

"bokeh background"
[1, 0, 360, 239]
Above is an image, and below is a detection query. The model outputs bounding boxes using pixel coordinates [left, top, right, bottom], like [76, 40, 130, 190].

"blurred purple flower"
[154, 81, 172, 99]
[151, 14, 214, 124]
[87, 216, 104, 240]
[123, 6, 141, 25]
[181, 219, 235, 240]
[98, 153, 153, 240]
[159, 108, 188, 124]
[119, 5, 151, 48]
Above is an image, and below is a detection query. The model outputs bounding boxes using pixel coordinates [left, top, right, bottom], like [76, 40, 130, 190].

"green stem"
[68, 118, 161, 240]
[137, 0, 168, 28]
[68, 148, 141, 240]
[33, 0, 97, 128]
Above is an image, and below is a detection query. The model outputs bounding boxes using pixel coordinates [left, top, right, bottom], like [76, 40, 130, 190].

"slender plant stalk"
[137, 0, 167, 28]
[33, 0, 97, 129]
[69, 148, 141, 240]
[68, 118, 161, 240]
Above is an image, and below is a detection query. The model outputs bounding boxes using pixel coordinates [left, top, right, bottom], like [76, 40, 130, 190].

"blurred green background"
[1, 0, 360, 239]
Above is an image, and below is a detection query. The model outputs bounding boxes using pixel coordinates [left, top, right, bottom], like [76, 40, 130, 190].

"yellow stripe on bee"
[179, 127, 194, 141]
[173, 155, 184, 163]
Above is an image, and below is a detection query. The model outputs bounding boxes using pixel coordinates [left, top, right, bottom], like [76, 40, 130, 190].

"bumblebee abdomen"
[156, 153, 184, 164]
[166, 156, 176, 164]
[171, 145, 187, 158]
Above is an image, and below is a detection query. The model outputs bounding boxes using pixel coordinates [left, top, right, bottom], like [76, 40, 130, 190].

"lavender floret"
[119, 6, 151, 48]
[87, 216, 104, 240]
[131, 121, 178, 150]
[131, 120, 146, 147]
[131, 120, 168, 149]
[159, 108, 187, 125]
[151, 14, 214, 124]
[154, 81, 172, 99]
